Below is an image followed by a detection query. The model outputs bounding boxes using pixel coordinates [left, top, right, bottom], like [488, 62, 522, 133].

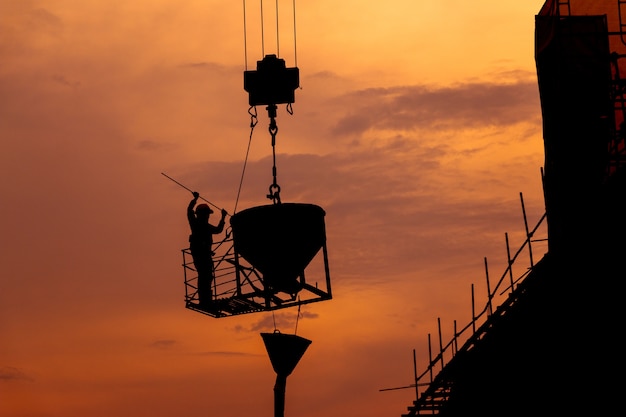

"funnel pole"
[274, 373, 288, 417]
[261, 331, 312, 417]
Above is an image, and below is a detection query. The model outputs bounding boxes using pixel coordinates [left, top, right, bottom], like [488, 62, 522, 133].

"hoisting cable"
[245, 0, 298, 65]
[293, 0, 298, 68]
[243, 0, 249, 71]
[275, 0, 280, 58]
[260, 0, 265, 57]
[243, 0, 300, 76]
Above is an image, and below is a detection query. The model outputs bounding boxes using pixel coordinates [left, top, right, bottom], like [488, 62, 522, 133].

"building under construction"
[398, 1, 625, 415]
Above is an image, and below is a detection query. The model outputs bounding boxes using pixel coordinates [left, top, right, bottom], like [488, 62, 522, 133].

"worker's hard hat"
[196, 203, 213, 214]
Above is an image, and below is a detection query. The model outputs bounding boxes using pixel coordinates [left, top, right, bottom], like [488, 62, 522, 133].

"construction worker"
[187, 191, 227, 305]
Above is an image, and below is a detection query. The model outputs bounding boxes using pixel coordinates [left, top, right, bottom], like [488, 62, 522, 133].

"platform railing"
[181, 225, 332, 318]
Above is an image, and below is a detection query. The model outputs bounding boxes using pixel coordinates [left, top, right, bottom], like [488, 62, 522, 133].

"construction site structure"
[395, 1, 626, 415]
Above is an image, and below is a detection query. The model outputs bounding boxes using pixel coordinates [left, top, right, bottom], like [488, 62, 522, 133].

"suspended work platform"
[182, 203, 332, 318]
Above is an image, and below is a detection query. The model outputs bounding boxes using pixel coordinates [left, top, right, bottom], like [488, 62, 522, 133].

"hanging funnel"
[261, 331, 312, 417]
[262, 331, 312, 376]
[230, 203, 326, 295]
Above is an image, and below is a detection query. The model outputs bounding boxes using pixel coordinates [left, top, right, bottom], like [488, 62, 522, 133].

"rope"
[243, 0, 248, 71]
[233, 106, 258, 214]
[294, 300, 301, 334]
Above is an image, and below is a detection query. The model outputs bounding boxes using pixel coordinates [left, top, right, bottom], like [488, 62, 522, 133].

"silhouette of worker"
[187, 191, 227, 305]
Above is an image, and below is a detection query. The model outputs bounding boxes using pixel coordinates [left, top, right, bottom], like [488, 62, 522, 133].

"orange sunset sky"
[1, 1, 549, 416]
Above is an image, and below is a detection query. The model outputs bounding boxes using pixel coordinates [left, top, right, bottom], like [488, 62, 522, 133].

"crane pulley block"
[244, 54, 299, 106]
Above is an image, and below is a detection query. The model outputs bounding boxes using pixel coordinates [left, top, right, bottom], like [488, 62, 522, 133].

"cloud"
[52, 74, 81, 88]
[241, 310, 320, 333]
[30, 8, 63, 29]
[151, 339, 177, 349]
[330, 80, 541, 136]
[136, 139, 179, 152]
[195, 350, 259, 357]
[178, 61, 233, 73]
[0, 366, 34, 382]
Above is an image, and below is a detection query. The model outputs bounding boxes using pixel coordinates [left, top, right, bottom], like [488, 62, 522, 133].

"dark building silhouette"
[400, 1, 625, 415]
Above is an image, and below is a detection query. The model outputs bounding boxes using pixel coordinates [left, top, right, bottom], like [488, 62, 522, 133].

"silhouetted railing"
[181, 223, 332, 318]
[382, 192, 548, 416]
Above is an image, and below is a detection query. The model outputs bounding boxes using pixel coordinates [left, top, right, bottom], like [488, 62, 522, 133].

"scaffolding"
[381, 192, 548, 415]
[389, 2, 626, 414]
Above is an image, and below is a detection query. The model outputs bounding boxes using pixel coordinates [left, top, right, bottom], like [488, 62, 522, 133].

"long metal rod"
[520, 192, 534, 267]
[437, 318, 444, 370]
[428, 333, 433, 383]
[162, 172, 194, 194]
[161, 172, 227, 214]
[413, 349, 419, 400]
[484, 257, 493, 316]
[453, 320, 458, 355]
[505, 232, 514, 293]
[471, 283, 476, 334]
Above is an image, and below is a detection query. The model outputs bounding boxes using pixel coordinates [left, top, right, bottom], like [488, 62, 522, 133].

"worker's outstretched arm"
[215, 208, 227, 233]
[187, 191, 199, 224]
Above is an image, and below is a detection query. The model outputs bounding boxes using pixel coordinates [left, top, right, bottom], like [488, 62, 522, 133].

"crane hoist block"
[244, 54, 299, 106]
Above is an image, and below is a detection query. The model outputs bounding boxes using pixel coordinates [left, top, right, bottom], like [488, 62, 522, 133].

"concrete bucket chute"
[230, 203, 326, 296]
[261, 331, 312, 417]
[261, 331, 312, 377]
